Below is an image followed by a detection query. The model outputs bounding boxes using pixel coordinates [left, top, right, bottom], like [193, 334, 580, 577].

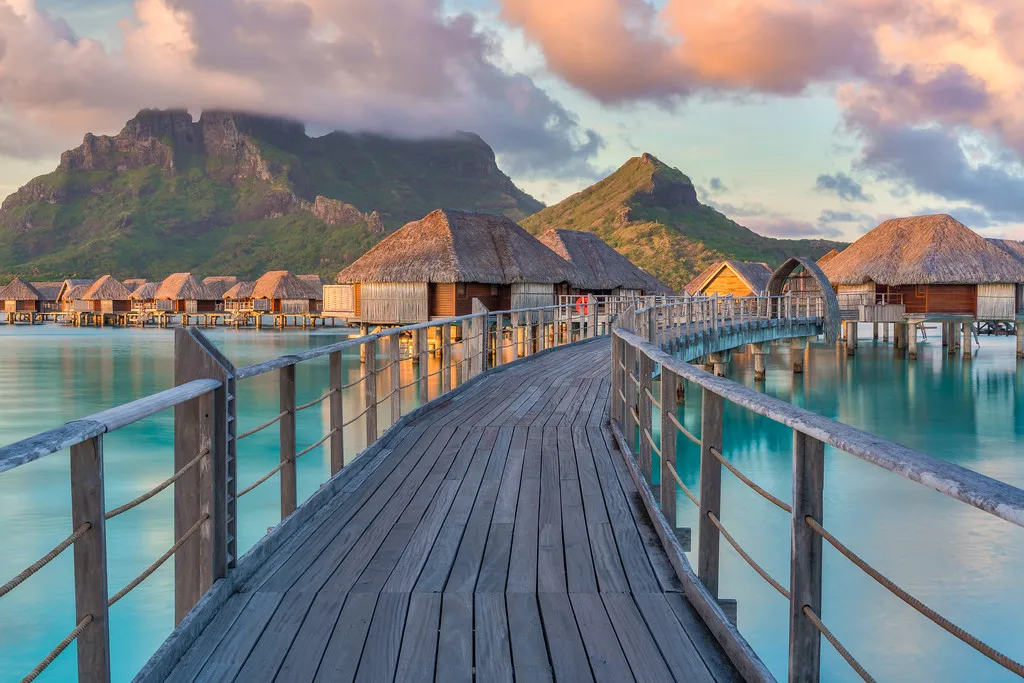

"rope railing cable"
[709, 447, 792, 513]
[629, 406, 641, 428]
[237, 410, 288, 441]
[21, 614, 93, 683]
[108, 512, 209, 607]
[629, 372, 640, 389]
[296, 388, 337, 412]
[106, 448, 209, 520]
[295, 428, 338, 460]
[342, 405, 371, 428]
[801, 606, 876, 682]
[706, 511, 789, 599]
[666, 410, 700, 446]
[237, 462, 288, 499]
[342, 374, 368, 390]
[376, 388, 399, 405]
[644, 387, 662, 410]
[0, 523, 92, 599]
[663, 460, 700, 508]
[642, 428, 662, 457]
[805, 515, 1024, 676]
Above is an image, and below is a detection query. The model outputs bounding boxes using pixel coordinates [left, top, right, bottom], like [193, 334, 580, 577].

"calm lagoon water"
[0, 324, 1022, 681]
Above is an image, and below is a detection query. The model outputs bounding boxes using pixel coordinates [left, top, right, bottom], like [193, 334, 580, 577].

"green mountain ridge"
[520, 153, 846, 291]
[0, 109, 544, 280]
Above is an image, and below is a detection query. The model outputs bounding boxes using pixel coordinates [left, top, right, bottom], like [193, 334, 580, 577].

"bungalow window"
[916, 285, 925, 297]
[490, 285, 499, 296]
[456, 283, 466, 296]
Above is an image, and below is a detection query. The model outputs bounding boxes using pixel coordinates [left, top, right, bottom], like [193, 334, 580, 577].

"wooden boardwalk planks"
[160, 341, 740, 682]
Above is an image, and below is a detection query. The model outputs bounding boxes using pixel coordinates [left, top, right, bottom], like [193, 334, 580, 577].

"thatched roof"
[684, 261, 773, 295]
[82, 275, 133, 301]
[123, 278, 148, 290]
[822, 215, 1024, 285]
[0, 277, 41, 301]
[538, 229, 672, 294]
[816, 249, 840, 267]
[202, 276, 240, 298]
[988, 238, 1024, 265]
[30, 281, 62, 301]
[58, 279, 93, 301]
[298, 274, 325, 286]
[129, 282, 158, 300]
[337, 209, 579, 285]
[223, 281, 255, 299]
[253, 271, 321, 300]
[155, 273, 217, 300]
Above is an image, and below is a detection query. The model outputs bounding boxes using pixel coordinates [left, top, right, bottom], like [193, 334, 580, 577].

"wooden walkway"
[163, 340, 740, 682]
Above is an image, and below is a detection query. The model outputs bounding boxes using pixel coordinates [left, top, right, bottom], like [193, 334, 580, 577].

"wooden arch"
[766, 257, 841, 344]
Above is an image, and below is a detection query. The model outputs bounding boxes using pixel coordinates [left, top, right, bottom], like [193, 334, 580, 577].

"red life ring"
[575, 296, 588, 315]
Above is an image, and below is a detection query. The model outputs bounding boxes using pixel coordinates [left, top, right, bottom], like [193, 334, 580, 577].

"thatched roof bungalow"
[154, 273, 218, 313]
[123, 278, 148, 291]
[252, 271, 322, 314]
[334, 209, 579, 324]
[0, 278, 42, 313]
[223, 281, 255, 311]
[821, 214, 1024, 319]
[202, 276, 239, 299]
[538, 229, 672, 296]
[684, 261, 773, 297]
[80, 275, 133, 313]
[30, 282, 62, 311]
[57, 279, 93, 312]
[129, 282, 158, 310]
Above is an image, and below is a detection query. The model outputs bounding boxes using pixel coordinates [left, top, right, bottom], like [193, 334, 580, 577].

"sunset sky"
[4, 0, 1024, 241]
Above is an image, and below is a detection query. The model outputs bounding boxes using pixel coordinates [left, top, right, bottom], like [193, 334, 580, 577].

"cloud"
[708, 199, 844, 238]
[815, 172, 871, 201]
[0, 0, 602, 178]
[818, 210, 874, 224]
[708, 177, 727, 193]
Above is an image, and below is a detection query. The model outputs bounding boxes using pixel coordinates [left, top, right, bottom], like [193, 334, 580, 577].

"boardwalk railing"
[0, 295, 619, 683]
[611, 297, 1024, 682]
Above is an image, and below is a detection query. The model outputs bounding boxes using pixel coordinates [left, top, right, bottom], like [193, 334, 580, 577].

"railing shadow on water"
[0, 293, 670, 683]
[611, 298, 1024, 683]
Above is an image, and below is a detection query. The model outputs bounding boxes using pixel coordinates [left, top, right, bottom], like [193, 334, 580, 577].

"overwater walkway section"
[161, 340, 739, 682]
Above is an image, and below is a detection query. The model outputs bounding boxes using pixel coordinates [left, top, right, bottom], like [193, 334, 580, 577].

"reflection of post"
[1017, 320, 1024, 359]
[750, 342, 770, 381]
[417, 327, 429, 405]
[908, 323, 919, 360]
[962, 321, 973, 360]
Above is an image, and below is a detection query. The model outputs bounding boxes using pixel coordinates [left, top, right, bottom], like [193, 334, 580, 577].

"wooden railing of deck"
[611, 296, 1024, 683]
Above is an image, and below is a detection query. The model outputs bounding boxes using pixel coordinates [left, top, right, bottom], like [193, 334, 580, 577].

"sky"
[3, 0, 1024, 242]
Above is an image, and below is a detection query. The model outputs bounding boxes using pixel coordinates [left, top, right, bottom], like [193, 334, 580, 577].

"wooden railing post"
[638, 352, 654, 482]
[417, 326, 429, 404]
[442, 324, 452, 392]
[462, 317, 472, 378]
[70, 435, 111, 682]
[624, 342, 639, 454]
[495, 314, 504, 366]
[698, 388, 724, 598]
[279, 363, 296, 519]
[660, 369, 678, 528]
[589, 294, 598, 337]
[610, 332, 622, 424]
[513, 312, 522, 360]
[647, 307, 657, 344]
[789, 431, 825, 683]
[364, 339, 378, 445]
[472, 300, 489, 374]
[390, 334, 401, 424]
[329, 351, 344, 475]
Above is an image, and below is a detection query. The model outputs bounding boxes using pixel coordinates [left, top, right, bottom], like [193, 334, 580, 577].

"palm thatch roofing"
[202, 276, 240, 298]
[58, 279, 93, 302]
[31, 281, 63, 301]
[0, 277, 41, 301]
[821, 214, 1024, 285]
[538, 229, 672, 294]
[988, 238, 1024, 265]
[337, 209, 580, 285]
[129, 282, 158, 300]
[155, 273, 217, 301]
[123, 278, 148, 291]
[223, 281, 255, 300]
[82, 275, 132, 301]
[298, 274, 325, 286]
[253, 271, 321, 300]
[683, 260, 773, 295]
[816, 249, 840, 267]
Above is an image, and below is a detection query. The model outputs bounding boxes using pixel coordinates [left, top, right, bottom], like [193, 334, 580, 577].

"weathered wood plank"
[537, 592, 595, 683]
[474, 593, 513, 683]
[507, 426, 542, 593]
[274, 590, 349, 682]
[436, 592, 473, 683]
[601, 593, 675, 683]
[193, 592, 283, 681]
[537, 426, 566, 593]
[506, 594, 553, 682]
[568, 593, 634, 683]
[355, 592, 410, 682]
[314, 592, 378, 682]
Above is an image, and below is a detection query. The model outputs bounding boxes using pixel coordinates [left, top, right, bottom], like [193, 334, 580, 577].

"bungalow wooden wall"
[977, 284, 1016, 320]
[429, 283, 457, 318]
[511, 283, 555, 310]
[702, 268, 754, 297]
[897, 284, 976, 315]
[323, 285, 354, 316]
[363, 282, 429, 323]
[455, 283, 503, 316]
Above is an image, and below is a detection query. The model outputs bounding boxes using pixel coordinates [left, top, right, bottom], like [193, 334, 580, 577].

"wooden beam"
[364, 339, 378, 445]
[698, 388, 724, 598]
[329, 351, 344, 475]
[789, 430, 824, 683]
[279, 364, 297, 519]
[659, 368, 678, 534]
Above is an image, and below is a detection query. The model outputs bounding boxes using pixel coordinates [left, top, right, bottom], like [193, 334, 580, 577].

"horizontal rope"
[666, 411, 700, 446]
[706, 511, 789, 599]
[106, 448, 209, 520]
[342, 405, 371, 428]
[644, 387, 662, 410]
[342, 374, 368, 390]
[663, 460, 700, 508]
[709, 447, 792, 513]
[237, 461, 288, 498]
[642, 428, 662, 457]
[1, 523, 92, 599]
[295, 388, 337, 412]
[295, 429, 338, 460]
[802, 606, 876, 682]
[237, 410, 287, 441]
[805, 516, 1024, 677]
[22, 614, 93, 683]
[399, 377, 424, 390]
[376, 388, 399, 405]
[109, 513, 209, 607]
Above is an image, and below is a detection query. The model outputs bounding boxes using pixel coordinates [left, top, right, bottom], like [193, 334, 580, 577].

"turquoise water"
[0, 325, 1022, 681]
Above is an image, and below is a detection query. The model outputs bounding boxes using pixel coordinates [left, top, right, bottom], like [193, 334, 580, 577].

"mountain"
[520, 153, 845, 291]
[0, 109, 543, 280]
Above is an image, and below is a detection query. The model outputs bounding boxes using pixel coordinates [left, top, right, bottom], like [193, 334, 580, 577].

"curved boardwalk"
[162, 340, 740, 682]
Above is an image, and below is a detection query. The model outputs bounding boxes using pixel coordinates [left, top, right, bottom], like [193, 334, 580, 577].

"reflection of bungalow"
[684, 261, 773, 297]
[821, 214, 1024, 320]
[80, 275, 133, 313]
[129, 282, 158, 310]
[202, 276, 239, 300]
[154, 273, 218, 313]
[333, 209, 578, 324]
[30, 282, 62, 312]
[58, 279, 93, 312]
[223, 281, 255, 312]
[538, 229, 672, 296]
[252, 271, 322, 314]
[0, 278, 42, 313]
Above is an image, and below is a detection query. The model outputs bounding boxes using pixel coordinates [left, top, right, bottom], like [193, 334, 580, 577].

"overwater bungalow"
[202, 276, 239, 300]
[332, 209, 579, 324]
[0, 278, 42, 317]
[252, 271, 322, 314]
[223, 281, 255, 312]
[684, 260, 773, 297]
[57, 279, 93, 312]
[30, 282, 62, 312]
[129, 282, 158, 311]
[537, 229, 672, 297]
[80, 275, 133, 314]
[154, 273, 218, 313]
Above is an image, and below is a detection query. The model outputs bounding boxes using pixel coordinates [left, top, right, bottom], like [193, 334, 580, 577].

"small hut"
[123, 278, 148, 292]
[0, 278, 42, 313]
[334, 209, 579, 324]
[821, 214, 1024, 319]
[31, 282, 63, 312]
[298, 275, 325, 302]
[57, 279, 94, 312]
[154, 273, 218, 313]
[223, 281, 255, 312]
[80, 275, 133, 314]
[538, 229, 672, 296]
[202, 276, 239, 300]
[684, 261, 773, 297]
[129, 282, 158, 311]
[252, 271, 322, 314]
